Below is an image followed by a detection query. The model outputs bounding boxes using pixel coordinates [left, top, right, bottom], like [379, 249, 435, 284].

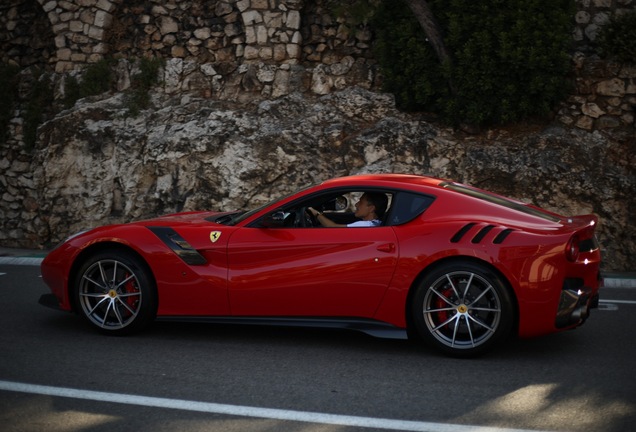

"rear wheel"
[74, 250, 157, 335]
[411, 261, 514, 357]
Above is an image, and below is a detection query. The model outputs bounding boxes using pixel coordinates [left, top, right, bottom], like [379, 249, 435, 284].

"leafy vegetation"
[327, 0, 380, 26]
[63, 58, 115, 109]
[2, 56, 163, 150]
[125, 57, 165, 116]
[61, 57, 164, 115]
[24, 71, 54, 150]
[597, 10, 636, 64]
[0, 63, 20, 144]
[372, 0, 575, 127]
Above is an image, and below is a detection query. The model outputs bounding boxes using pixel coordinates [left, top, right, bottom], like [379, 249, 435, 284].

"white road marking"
[599, 299, 636, 305]
[0, 272, 5, 276]
[0, 380, 553, 432]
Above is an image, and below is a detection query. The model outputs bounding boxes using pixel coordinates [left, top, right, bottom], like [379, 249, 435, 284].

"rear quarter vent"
[451, 223, 515, 245]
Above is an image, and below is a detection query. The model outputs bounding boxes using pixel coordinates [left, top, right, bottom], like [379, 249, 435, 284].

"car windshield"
[215, 184, 314, 226]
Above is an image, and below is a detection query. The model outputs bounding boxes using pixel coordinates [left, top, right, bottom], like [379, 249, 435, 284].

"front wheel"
[411, 261, 514, 357]
[73, 250, 157, 335]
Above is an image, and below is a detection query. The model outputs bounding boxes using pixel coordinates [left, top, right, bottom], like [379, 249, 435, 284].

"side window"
[314, 190, 393, 227]
[253, 189, 397, 228]
[386, 192, 434, 226]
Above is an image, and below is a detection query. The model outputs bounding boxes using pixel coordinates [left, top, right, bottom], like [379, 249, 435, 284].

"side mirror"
[261, 209, 286, 228]
[334, 195, 348, 211]
[322, 195, 349, 211]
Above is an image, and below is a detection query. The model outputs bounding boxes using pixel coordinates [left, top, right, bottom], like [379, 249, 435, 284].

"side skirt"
[155, 316, 408, 340]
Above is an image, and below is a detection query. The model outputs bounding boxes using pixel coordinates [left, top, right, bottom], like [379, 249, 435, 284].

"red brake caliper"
[433, 287, 453, 327]
[123, 272, 139, 312]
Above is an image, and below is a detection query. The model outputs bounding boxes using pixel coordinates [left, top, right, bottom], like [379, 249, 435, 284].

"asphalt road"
[1, 263, 635, 432]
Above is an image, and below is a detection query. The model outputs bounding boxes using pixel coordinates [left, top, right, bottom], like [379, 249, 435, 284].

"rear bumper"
[555, 286, 598, 328]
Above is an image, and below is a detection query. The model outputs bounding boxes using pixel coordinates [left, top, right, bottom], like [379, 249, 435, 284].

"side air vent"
[450, 223, 477, 243]
[471, 225, 495, 243]
[493, 229, 514, 244]
[451, 223, 515, 245]
[147, 226, 207, 265]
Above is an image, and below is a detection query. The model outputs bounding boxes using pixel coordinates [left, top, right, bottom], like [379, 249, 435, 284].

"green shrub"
[597, 11, 636, 64]
[80, 58, 115, 97]
[126, 57, 164, 116]
[62, 74, 81, 109]
[0, 63, 20, 144]
[373, 3, 447, 112]
[373, 0, 575, 127]
[328, 0, 379, 26]
[24, 72, 54, 150]
[61, 59, 115, 109]
[61, 57, 163, 116]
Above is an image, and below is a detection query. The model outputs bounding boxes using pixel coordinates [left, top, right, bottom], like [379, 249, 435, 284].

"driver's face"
[354, 194, 374, 219]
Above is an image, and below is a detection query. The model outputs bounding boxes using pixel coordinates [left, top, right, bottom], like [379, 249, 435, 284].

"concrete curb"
[0, 248, 46, 266]
[603, 273, 636, 288]
[0, 256, 44, 266]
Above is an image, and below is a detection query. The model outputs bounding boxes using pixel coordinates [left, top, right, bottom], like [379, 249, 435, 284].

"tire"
[411, 261, 514, 357]
[73, 249, 157, 335]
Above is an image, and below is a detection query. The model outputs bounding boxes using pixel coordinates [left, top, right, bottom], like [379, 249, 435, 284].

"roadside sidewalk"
[1, 247, 635, 288]
[0, 247, 48, 258]
[0, 247, 48, 266]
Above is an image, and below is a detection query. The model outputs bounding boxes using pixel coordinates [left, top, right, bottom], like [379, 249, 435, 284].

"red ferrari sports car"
[40, 174, 601, 356]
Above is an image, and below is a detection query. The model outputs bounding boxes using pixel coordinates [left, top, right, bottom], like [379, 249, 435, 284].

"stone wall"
[572, 0, 634, 53]
[1, 0, 635, 271]
[560, 55, 635, 133]
[1, 0, 378, 84]
[27, 86, 635, 273]
[2, 1, 634, 124]
[566, 0, 636, 134]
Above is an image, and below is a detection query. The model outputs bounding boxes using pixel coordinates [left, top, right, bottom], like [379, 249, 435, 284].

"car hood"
[132, 211, 230, 227]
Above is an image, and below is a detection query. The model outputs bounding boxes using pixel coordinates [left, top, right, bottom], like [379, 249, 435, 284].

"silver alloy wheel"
[422, 270, 502, 350]
[78, 259, 143, 330]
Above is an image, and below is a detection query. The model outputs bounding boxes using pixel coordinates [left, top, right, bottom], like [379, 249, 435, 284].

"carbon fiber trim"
[580, 237, 599, 253]
[147, 226, 207, 265]
[156, 316, 408, 339]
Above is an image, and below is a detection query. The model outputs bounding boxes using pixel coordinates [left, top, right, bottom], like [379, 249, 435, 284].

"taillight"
[566, 235, 580, 262]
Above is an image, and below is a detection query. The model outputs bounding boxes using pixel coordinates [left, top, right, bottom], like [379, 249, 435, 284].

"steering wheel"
[297, 207, 315, 227]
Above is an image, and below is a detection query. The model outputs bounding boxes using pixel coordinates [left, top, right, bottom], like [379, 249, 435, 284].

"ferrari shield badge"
[210, 231, 222, 243]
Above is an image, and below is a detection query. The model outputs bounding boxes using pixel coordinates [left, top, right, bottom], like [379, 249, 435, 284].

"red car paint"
[40, 174, 601, 355]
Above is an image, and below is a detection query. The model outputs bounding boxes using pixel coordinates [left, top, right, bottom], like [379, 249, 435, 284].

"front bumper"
[39, 293, 63, 311]
[555, 286, 598, 328]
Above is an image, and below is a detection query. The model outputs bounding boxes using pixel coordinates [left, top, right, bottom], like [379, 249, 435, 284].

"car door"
[226, 225, 399, 318]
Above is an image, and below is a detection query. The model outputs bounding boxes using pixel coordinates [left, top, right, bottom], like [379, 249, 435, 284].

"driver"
[308, 192, 388, 227]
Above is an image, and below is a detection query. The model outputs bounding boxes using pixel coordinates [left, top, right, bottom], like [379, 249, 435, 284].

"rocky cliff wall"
[21, 85, 635, 272]
[0, 0, 635, 270]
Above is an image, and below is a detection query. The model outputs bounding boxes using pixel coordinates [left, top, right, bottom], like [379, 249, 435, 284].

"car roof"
[317, 174, 564, 227]
[320, 174, 445, 189]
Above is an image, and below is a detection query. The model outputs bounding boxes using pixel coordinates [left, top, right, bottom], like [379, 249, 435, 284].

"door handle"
[376, 243, 395, 253]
